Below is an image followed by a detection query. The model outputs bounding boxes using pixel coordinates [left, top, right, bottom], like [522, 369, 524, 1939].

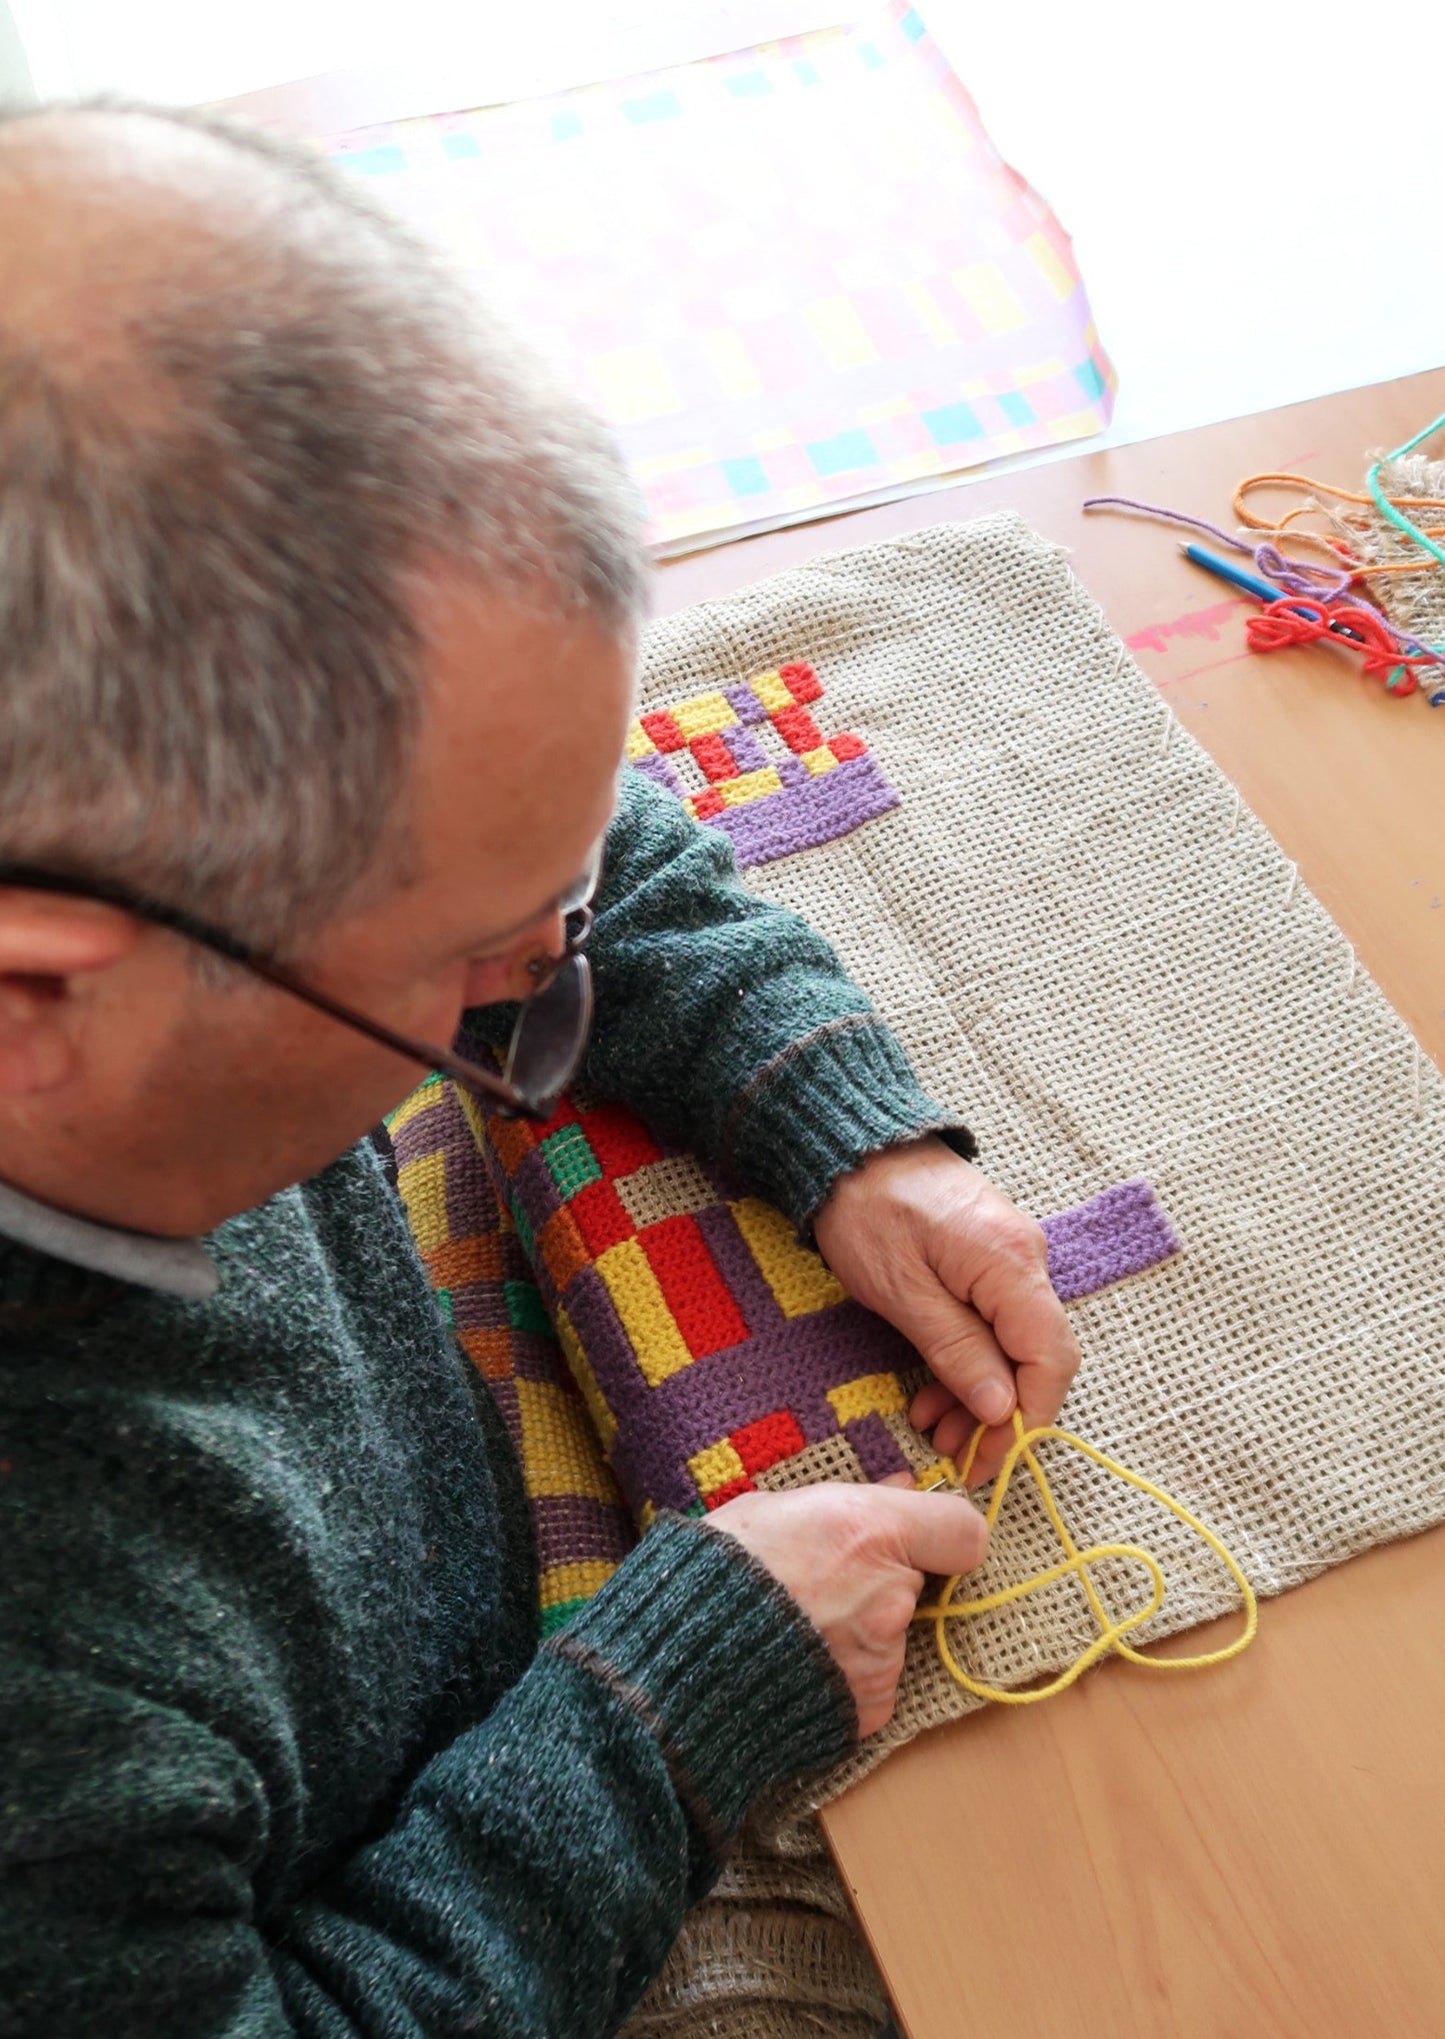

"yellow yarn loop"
[913, 1408, 1258, 1705]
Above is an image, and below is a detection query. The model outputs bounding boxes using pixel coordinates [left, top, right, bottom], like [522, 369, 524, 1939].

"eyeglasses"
[0, 855, 600, 1120]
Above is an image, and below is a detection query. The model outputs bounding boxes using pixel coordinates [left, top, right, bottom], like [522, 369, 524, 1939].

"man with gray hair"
[0, 103, 1079, 2034]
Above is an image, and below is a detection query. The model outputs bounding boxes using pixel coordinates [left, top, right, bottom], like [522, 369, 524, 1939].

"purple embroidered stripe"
[721, 722, 770, 773]
[724, 682, 768, 726]
[707, 754, 900, 868]
[632, 750, 686, 798]
[844, 1411, 912, 1481]
[1040, 1178, 1182, 1302]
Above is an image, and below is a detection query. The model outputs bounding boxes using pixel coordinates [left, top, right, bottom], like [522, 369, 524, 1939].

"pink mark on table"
[1127, 598, 1246, 658]
[1168, 648, 1255, 687]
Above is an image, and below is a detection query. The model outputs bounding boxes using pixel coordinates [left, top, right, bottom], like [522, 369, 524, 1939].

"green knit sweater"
[0, 769, 970, 2037]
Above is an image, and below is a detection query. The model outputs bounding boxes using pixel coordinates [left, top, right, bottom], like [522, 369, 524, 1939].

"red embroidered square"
[703, 1473, 755, 1510]
[779, 660, 823, 704]
[640, 1214, 749, 1358]
[731, 1410, 807, 1474]
[690, 732, 739, 782]
[568, 1179, 636, 1256]
[581, 1103, 664, 1178]
[639, 709, 687, 752]
[771, 703, 824, 753]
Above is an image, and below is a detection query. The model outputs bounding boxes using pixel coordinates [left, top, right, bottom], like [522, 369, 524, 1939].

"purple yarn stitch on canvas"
[708, 753, 899, 867]
[1041, 1178, 1181, 1302]
[844, 1412, 912, 1481]
[724, 682, 768, 725]
[721, 722, 771, 773]
[633, 750, 686, 797]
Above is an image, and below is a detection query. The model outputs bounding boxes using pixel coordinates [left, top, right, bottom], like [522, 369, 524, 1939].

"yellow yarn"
[913, 1409, 1257, 1704]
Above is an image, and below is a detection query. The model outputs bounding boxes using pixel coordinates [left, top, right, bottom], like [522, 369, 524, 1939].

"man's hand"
[813, 1136, 1080, 1487]
[710, 1481, 988, 1736]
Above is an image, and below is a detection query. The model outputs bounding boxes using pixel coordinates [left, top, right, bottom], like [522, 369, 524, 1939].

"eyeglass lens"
[502, 949, 593, 1107]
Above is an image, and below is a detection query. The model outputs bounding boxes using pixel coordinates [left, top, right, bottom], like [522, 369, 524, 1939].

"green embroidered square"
[540, 1598, 586, 1637]
[540, 1122, 603, 1199]
[504, 1279, 553, 1337]
[509, 1199, 536, 1260]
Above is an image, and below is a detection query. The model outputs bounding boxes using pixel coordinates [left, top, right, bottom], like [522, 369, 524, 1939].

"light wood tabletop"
[655, 368, 1445, 2038]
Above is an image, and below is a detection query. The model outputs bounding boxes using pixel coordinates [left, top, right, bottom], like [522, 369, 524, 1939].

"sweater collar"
[0, 1176, 219, 1301]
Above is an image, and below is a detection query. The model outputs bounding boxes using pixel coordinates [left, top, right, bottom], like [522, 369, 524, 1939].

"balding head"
[0, 101, 645, 954]
[0, 105, 401, 426]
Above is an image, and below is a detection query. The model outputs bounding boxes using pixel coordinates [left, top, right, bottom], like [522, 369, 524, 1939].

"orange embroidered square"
[425, 1231, 504, 1289]
[459, 1325, 514, 1378]
[489, 1117, 537, 1175]
[538, 1205, 591, 1290]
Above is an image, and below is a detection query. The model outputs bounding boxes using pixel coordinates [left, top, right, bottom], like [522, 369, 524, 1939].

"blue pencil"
[1179, 542, 1367, 647]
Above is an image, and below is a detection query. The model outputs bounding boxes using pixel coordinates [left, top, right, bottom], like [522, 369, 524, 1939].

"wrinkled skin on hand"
[813, 1135, 1081, 1488]
[711, 1478, 988, 1736]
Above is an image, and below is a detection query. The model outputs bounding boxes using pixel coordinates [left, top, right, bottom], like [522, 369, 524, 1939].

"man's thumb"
[883, 1487, 989, 1578]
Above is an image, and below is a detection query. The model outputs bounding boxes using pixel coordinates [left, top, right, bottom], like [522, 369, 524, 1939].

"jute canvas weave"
[1359, 452, 1445, 655]
[635, 512, 1445, 1832]
[396, 516, 1445, 2035]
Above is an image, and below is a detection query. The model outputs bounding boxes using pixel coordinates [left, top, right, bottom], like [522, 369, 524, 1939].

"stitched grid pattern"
[481, 1091, 926, 1520]
[632, 512, 1445, 1839]
[480, 1072, 1178, 1530]
[387, 1074, 636, 1635]
[626, 659, 900, 867]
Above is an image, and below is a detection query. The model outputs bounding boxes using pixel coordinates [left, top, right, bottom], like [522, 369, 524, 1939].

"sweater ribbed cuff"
[723, 1015, 977, 1229]
[547, 1514, 854, 1859]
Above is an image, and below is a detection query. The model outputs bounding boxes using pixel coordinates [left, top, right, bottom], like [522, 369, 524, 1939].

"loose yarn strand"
[913, 1407, 1258, 1706]
[1235, 470, 1445, 565]
[1083, 493, 1354, 600]
[1083, 493, 1445, 677]
[1246, 596, 1429, 694]
[1365, 409, 1445, 575]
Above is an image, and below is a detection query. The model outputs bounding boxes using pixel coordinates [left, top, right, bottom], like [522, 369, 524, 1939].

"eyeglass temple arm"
[239, 954, 531, 1113]
[0, 860, 533, 1115]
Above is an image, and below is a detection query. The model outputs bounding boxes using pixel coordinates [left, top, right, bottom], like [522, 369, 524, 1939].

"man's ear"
[0, 892, 140, 1096]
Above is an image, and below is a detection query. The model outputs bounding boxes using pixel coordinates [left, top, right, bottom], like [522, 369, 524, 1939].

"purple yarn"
[1083, 494, 1345, 595]
[1040, 1179, 1180, 1303]
[1083, 494, 1445, 676]
[1250, 539, 1351, 601]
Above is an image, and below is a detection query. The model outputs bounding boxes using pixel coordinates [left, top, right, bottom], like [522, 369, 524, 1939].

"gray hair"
[0, 99, 648, 955]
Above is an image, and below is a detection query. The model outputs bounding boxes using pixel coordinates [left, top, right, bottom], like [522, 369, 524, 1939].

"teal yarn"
[1365, 410, 1445, 702]
[1366, 409, 1445, 570]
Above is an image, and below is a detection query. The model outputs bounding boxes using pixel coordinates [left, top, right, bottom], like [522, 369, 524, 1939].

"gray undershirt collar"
[0, 1177, 219, 1300]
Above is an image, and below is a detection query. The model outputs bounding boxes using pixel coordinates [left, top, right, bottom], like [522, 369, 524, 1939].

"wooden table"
[657, 369, 1445, 2038]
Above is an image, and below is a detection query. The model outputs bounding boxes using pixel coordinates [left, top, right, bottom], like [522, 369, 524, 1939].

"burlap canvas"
[634, 512, 1445, 1831]
[397, 514, 1445, 2035]
[1355, 452, 1445, 657]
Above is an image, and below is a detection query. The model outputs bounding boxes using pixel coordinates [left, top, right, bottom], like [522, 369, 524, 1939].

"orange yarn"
[1234, 471, 1445, 579]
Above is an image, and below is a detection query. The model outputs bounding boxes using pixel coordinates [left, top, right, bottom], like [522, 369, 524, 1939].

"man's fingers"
[908, 1378, 956, 1433]
[972, 1264, 1082, 1427]
[893, 1291, 1017, 1429]
[874, 1486, 989, 1578]
[931, 1401, 985, 1466]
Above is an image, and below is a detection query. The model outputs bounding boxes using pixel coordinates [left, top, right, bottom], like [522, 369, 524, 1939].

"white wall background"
[0, 1, 38, 100]
[5, 0, 1444, 458]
